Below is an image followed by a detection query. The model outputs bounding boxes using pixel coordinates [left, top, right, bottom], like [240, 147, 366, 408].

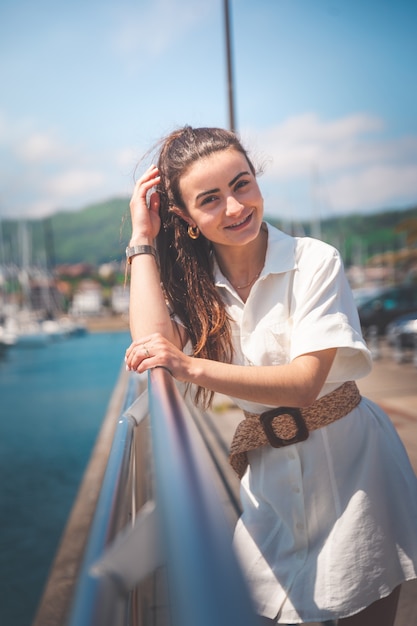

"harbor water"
[0, 330, 131, 626]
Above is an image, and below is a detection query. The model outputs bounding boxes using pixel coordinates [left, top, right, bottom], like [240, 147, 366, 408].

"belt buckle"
[259, 407, 309, 448]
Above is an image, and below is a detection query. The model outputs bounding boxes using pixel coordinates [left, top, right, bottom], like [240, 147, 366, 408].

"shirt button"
[292, 486, 300, 493]
[296, 522, 304, 530]
[287, 451, 295, 460]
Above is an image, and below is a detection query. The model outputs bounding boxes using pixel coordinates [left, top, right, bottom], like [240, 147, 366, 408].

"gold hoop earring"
[187, 225, 200, 240]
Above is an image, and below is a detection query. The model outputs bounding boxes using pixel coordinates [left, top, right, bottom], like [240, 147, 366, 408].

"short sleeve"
[290, 238, 372, 382]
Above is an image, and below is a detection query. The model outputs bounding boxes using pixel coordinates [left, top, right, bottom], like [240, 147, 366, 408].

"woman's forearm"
[127, 333, 337, 408]
[127, 166, 183, 348]
[187, 350, 336, 407]
[128, 248, 181, 347]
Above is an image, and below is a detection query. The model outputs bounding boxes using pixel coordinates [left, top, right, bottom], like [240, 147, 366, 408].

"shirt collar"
[263, 222, 297, 275]
[213, 222, 297, 287]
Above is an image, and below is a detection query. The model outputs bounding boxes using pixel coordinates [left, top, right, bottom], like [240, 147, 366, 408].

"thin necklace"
[228, 269, 262, 290]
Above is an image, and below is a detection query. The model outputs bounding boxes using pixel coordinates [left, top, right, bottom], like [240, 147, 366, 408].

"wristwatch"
[125, 245, 159, 265]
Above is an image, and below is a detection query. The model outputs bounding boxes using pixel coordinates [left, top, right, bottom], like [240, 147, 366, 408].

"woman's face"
[177, 148, 264, 248]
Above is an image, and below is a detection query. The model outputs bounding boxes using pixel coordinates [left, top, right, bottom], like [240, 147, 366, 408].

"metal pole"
[223, 0, 236, 131]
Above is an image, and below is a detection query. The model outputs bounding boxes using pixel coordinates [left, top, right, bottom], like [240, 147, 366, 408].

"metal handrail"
[66, 366, 259, 626]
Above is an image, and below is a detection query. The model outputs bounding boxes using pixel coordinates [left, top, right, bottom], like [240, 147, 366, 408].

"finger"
[149, 191, 160, 213]
[125, 337, 153, 362]
[125, 343, 135, 360]
[141, 164, 160, 184]
[135, 177, 160, 201]
[125, 348, 147, 372]
[125, 343, 142, 366]
[132, 168, 160, 199]
[139, 164, 158, 181]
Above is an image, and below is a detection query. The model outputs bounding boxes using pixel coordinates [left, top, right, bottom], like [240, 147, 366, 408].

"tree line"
[1, 198, 416, 268]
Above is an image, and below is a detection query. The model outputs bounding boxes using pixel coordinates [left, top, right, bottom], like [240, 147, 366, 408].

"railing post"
[367, 325, 380, 360]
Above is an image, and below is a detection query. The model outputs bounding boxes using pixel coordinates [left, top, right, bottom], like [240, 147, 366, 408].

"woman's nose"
[225, 195, 244, 215]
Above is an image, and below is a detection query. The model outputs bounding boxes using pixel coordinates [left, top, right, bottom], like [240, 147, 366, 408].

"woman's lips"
[225, 212, 253, 230]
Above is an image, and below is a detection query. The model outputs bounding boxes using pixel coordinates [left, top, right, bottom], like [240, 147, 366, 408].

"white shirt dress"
[213, 223, 417, 623]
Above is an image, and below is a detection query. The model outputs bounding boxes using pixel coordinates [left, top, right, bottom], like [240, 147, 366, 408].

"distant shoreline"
[83, 314, 130, 333]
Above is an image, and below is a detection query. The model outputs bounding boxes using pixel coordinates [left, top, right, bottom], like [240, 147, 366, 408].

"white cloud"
[44, 169, 105, 198]
[325, 164, 417, 212]
[243, 113, 417, 216]
[0, 110, 133, 218]
[2, 108, 417, 220]
[115, 147, 139, 176]
[25, 169, 111, 217]
[16, 131, 70, 163]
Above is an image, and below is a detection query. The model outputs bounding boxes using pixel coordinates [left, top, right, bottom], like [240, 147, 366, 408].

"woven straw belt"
[229, 381, 361, 479]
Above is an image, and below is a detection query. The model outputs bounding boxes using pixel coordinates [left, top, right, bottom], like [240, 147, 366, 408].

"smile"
[225, 212, 253, 230]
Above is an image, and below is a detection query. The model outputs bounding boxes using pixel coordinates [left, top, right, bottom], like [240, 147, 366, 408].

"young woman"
[124, 126, 417, 625]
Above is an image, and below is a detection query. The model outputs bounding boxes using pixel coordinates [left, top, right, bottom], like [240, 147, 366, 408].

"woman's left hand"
[125, 333, 192, 382]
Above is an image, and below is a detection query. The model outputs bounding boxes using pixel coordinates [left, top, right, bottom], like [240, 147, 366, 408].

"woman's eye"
[200, 195, 217, 206]
[235, 179, 249, 191]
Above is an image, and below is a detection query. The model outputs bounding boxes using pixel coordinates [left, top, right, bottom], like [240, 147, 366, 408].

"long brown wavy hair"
[150, 126, 257, 406]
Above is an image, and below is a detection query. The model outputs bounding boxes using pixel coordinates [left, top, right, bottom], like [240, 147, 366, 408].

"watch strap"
[126, 244, 159, 265]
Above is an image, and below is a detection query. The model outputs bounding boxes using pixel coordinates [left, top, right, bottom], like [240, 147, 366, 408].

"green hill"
[49, 198, 131, 265]
[275, 206, 417, 267]
[1, 198, 130, 266]
[1, 199, 416, 267]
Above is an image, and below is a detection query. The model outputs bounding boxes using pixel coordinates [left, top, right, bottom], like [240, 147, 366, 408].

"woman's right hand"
[129, 165, 161, 242]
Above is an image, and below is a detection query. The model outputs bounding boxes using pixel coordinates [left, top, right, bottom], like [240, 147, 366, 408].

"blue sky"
[1, 0, 417, 222]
